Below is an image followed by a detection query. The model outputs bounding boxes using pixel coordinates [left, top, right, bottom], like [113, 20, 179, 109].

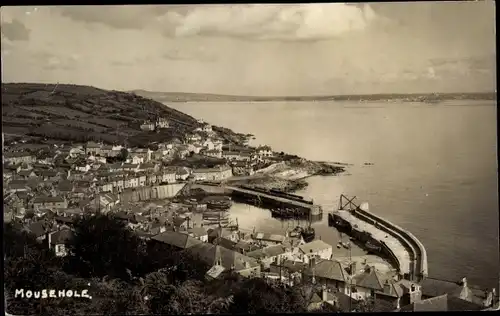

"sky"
[0, 2, 496, 96]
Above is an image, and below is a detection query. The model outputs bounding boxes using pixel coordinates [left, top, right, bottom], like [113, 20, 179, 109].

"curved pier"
[329, 195, 428, 282]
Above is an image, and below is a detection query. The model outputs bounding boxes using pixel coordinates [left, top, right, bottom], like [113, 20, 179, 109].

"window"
[370, 289, 375, 297]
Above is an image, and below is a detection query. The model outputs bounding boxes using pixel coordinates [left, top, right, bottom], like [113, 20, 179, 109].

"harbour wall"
[352, 207, 428, 281]
[119, 183, 187, 203]
[189, 183, 232, 194]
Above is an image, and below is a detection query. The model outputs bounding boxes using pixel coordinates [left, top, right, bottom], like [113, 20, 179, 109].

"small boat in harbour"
[341, 242, 350, 249]
[365, 241, 381, 252]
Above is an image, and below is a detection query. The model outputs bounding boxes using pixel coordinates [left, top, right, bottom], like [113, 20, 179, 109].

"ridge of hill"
[1, 83, 203, 147]
[132, 89, 497, 103]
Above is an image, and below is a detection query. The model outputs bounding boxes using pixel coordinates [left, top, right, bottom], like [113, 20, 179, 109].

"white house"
[297, 240, 333, 264]
[256, 145, 273, 158]
[202, 123, 213, 133]
[160, 168, 177, 183]
[49, 229, 73, 257]
[203, 139, 215, 150]
[140, 121, 155, 131]
[187, 226, 209, 243]
[156, 117, 170, 129]
[205, 149, 223, 159]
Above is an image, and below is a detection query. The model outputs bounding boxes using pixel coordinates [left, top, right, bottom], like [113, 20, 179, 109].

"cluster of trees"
[4, 214, 333, 315]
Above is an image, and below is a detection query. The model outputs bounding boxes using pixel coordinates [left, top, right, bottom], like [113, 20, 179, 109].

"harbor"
[328, 195, 428, 282]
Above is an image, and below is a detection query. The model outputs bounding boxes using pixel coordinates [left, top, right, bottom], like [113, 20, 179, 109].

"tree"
[229, 278, 307, 313]
[64, 214, 145, 280]
[118, 148, 128, 162]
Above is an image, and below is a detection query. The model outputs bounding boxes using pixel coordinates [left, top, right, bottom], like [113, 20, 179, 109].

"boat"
[341, 242, 350, 249]
[206, 197, 232, 210]
[365, 241, 381, 252]
[336, 243, 342, 249]
[301, 226, 315, 243]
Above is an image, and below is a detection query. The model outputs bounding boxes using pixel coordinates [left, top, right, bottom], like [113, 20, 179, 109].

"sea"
[166, 100, 499, 289]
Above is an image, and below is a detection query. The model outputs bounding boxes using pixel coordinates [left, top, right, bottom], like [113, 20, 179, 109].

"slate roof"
[398, 294, 484, 312]
[28, 220, 53, 238]
[304, 259, 346, 282]
[33, 196, 65, 203]
[188, 243, 260, 271]
[420, 278, 489, 306]
[298, 240, 333, 254]
[50, 229, 73, 245]
[188, 226, 208, 237]
[351, 266, 385, 291]
[252, 232, 286, 243]
[151, 231, 202, 249]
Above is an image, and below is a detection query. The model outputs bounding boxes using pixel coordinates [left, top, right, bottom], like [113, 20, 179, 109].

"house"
[305, 285, 337, 311]
[57, 180, 74, 193]
[128, 148, 152, 162]
[159, 168, 177, 184]
[419, 277, 495, 308]
[151, 231, 203, 250]
[36, 169, 64, 181]
[222, 151, 241, 161]
[140, 121, 155, 131]
[146, 173, 158, 185]
[187, 134, 202, 143]
[98, 181, 114, 193]
[202, 139, 214, 150]
[176, 168, 190, 181]
[122, 163, 139, 172]
[156, 117, 170, 129]
[348, 265, 404, 309]
[256, 145, 273, 157]
[137, 163, 157, 173]
[74, 163, 92, 173]
[17, 169, 37, 179]
[33, 196, 68, 210]
[187, 226, 209, 242]
[212, 138, 223, 151]
[397, 293, 484, 312]
[85, 141, 102, 156]
[192, 165, 233, 181]
[4, 152, 36, 164]
[7, 182, 30, 194]
[251, 232, 286, 245]
[89, 193, 120, 213]
[188, 243, 261, 278]
[207, 227, 238, 243]
[27, 220, 55, 242]
[303, 259, 347, 292]
[246, 244, 291, 269]
[204, 149, 222, 159]
[48, 229, 73, 257]
[69, 146, 85, 158]
[297, 240, 333, 264]
[202, 123, 212, 133]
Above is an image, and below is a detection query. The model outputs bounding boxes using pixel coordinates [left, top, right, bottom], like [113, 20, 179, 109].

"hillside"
[1, 83, 202, 147]
[132, 89, 497, 103]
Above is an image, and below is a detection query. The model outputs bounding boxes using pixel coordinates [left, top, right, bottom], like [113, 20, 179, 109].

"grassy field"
[2, 83, 202, 145]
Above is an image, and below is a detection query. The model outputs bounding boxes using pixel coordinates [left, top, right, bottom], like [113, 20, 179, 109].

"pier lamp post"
[347, 241, 353, 312]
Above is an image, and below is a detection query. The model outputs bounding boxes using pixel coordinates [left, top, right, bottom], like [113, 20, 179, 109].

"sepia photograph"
[2, 2, 498, 314]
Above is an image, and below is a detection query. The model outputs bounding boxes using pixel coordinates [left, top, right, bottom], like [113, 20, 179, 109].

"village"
[3, 116, 496, 312]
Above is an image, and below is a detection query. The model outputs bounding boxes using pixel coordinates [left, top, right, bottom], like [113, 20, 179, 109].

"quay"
[329, 195, 428, 282]
[227, 185, 322, 216]
[182, 182, 322, 216]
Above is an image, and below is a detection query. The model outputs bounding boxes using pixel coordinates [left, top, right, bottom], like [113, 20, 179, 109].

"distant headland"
[131, 90, 496, 103]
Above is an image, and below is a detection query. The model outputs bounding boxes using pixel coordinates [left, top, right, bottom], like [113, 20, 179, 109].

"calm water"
[168, 100, 499, 289]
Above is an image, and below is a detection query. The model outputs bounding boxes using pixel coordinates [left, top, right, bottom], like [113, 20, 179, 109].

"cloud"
[54, 5, 172, 30]
[168, 4, 378, 41]
[51, 4, 378, 42]
[1, 19, 30, 41]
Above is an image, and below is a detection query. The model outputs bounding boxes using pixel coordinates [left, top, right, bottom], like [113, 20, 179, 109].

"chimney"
[350, 261, 357, 275]
[462, 277, 467, 288]
[383, 280, 392, 295]
[322, 284, 328, 302]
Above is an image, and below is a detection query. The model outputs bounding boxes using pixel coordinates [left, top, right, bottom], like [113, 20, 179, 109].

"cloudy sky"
[1, 2, 496, 96]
